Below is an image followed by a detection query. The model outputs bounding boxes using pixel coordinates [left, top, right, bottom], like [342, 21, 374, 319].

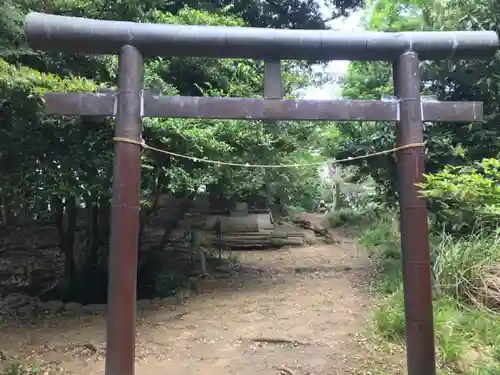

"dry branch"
[274, 365, 296, 375]
[247, 337, 309, 346]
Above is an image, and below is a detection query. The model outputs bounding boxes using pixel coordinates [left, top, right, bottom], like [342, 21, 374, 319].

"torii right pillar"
[394, 51, 436, 375]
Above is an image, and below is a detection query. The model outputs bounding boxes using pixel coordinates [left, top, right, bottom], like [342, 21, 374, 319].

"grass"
[0, 362, 61, 375]
[433, 232, 500, 312]
[327, 208, 500, 375]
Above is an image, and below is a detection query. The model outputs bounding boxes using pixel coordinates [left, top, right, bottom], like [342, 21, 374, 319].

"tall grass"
[434, 232, 500, 311]
[328, 208, 500, 375]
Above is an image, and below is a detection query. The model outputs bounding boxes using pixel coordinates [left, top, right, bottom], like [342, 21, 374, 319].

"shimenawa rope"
[112, 137, 425, 168]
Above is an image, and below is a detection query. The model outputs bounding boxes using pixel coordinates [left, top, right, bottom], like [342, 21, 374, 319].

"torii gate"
[24, 12, 498, 375]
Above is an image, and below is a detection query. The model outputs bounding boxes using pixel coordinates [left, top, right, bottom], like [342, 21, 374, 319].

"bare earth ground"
[0, 215, 404, 375]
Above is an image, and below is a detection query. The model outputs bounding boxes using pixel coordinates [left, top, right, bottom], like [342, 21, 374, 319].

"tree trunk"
[158, 195, 195, 251]
[98, 195, 111, 243]
[65, 196, 77, 289]
[84, 196, 101, 297]
[139, 172, 163, 246]
[53, 196, 65, 254]
[334, 181, 341, 210]
[85, 197, 100, 266]
[1, 194, 10, 225]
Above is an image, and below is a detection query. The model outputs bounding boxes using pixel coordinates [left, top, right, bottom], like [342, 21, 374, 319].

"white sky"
[307, 5, 365, 181]
[303, 7, 364, 99]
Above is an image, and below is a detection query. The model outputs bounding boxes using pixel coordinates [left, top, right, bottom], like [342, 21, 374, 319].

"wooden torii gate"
[24, 12, 498, 375]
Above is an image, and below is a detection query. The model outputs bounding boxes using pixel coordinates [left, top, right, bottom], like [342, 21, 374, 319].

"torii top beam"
[24, 12, 499, 61]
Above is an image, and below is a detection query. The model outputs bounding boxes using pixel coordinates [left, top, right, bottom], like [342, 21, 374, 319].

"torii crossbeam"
[24, 12, 498, 375]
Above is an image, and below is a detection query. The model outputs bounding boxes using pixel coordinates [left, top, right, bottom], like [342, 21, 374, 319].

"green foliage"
[358, 214, 403, 293]
[0, 3, 328, 215]
[419, 158, 500, 233]
[373, 290, 500, 375]
[0, 362, 59, 375]
[433, 232, 500, 311]
[315, 1, 500, 373]
[0, 0, 344, 302]
[0, 58, 110, 206]
[324, 0, 500, 202]
[327, 207, 370, 227]
[358, 213, 500, 374]
[321, 3, 500, 370]
[0, 58, 98, 92]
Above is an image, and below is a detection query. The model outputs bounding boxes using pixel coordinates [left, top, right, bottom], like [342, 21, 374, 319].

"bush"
[419, 158, 500, 234]
[326, 207, 377, 228]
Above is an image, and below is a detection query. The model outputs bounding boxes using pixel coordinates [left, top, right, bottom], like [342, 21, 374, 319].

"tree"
[0, 0, 354, 300]
[324, 0, 500, 202]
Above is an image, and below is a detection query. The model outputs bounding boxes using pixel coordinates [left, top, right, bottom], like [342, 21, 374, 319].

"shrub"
[419, 158, 500, 234]
[327, 207, 377, 228]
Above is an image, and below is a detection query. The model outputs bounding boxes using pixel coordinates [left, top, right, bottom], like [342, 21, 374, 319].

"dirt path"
[0, 221, 402, 375]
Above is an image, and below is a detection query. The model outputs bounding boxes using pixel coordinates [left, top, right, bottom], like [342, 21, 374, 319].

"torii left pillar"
[105, 45, 144, 375]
